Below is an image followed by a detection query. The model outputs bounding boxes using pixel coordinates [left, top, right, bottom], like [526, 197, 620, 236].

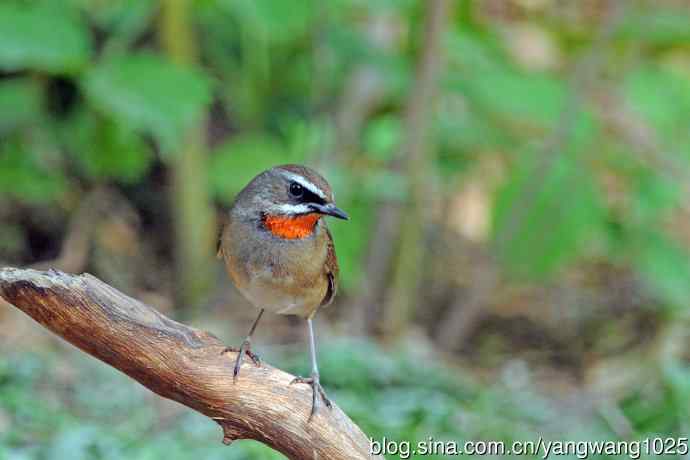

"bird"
[218, 164, 348, 419]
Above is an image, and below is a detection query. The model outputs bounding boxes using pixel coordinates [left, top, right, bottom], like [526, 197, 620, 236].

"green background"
[1, 0, 690, 458]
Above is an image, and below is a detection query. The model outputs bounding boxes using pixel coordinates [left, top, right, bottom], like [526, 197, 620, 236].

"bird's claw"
[246, 349, 262, 366]
[221, 340, 261, 383]
[290, 373, 332, 420]
[220, 346, 239, 355]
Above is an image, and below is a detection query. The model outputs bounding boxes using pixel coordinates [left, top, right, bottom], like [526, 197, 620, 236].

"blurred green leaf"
[83, 54, 212, 150]
[625, 66, 690, 158]
[325, 24, 377, 67]
[83, 0, 157, 53]
[0, 139, 67, 203]
[0, 4, 91, 73]
[615, 8, 690, 45]
[444, 31, 570, 135]
[281, 118, 332, 162]
[64, 111, 154, 182]
[435, 96, 509, 161]
[50, 427, 102, 460]
[364, 115, 402, 161]
[0, 78, 42, 133]
[622, 386, 681, 435]
[0, 223, 25, 259]
[327, 197, 369, 290]
[360, 169, 407, 201]
[632, 169, 680, 224]
[664, 362, 690, 418]
[80, 0, 155, 33]
[209, 133, 288, 202]
[633, 231, 690, 310]
[458, 71, 567, 130]
[220, 0, 316, 43]
[446, 30, 509, 75]
[493, 150, 603, 278]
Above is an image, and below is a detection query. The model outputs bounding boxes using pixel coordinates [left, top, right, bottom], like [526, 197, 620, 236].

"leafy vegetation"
[2, 0, 690, 457]
[2, 0, 689, 293]
[3, 340, 688, 459]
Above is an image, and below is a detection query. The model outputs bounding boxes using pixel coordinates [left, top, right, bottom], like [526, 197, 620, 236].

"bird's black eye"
[289, 182, 304, 198]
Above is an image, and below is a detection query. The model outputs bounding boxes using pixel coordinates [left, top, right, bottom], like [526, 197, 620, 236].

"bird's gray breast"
[224, 216, 328, 316]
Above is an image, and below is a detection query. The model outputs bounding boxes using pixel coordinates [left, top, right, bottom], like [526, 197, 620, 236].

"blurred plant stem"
[159, 0, 215, 317]
[382, 0, 451, 340]
[339, 11, 403, 333]
[333, 13, 401, 165]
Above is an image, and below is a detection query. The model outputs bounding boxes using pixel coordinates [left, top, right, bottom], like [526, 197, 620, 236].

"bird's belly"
[238, 268, 326, 317]
[223, 219, 329, 318]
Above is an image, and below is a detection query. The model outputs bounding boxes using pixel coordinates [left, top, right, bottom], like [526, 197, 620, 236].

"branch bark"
[0, 267, 381, 460]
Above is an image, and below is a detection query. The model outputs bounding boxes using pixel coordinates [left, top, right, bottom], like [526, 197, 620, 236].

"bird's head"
[237, 164, 348, 239]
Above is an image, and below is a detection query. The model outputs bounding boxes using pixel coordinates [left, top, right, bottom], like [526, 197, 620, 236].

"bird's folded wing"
[320, 227, 339, 307]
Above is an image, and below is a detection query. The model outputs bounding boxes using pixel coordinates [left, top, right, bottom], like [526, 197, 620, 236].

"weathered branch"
[0, 267, 381, 460]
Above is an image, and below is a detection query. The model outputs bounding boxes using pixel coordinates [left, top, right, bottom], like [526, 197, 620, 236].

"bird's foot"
[290, 372, 332, 421]
[221, 340, 261, 382]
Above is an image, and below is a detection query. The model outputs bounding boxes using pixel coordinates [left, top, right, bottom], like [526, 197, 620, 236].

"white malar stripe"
[279, 171, 327, 199]
[268, 203, 312, 215]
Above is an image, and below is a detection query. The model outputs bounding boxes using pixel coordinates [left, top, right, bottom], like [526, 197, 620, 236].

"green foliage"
[0, 0, 687, 303]
[0, 223, 25, 259]
[64, 111, 154, 182]
[616, 65, 690, 309]
[364, 115, 402, 161]
[0, 3, 91, 73]
[625, 66, 690, 157]
[447, 29, 565, 135]
[0, 2, 212, 202]
[79, 0, 157, 50]
[631, 170, 681, 224]
[493, 149, 604, 279]
[632, 231, 690, 311]
[0, 351, 282, 460]
[461, 72, 567, 131]
[83, 54, 212, 151]
[220, 0, 317, 44]
[4, 340, 688, 459]
[615, 8, 690, 46]
[621, 360, 690, 436]
[0, 78, 42, 133]
[0, 140, 67, 203]
[209, 133, 293, 202]
[327, 197, 370, 289]
[2, 4, 690, 456]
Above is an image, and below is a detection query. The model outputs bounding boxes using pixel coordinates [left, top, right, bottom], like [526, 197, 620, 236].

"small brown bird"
[218, 164, 348, 418]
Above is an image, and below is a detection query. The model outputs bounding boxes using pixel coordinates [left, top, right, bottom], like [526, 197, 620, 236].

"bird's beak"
[309, 203, 349, 220]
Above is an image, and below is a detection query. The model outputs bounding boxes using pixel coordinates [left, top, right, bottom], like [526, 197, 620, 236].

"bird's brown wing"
[216, 231, 228, 260]
[216, 214, 229, 259]
[216, 226, 224, 259]
[320, 227, 339, 308]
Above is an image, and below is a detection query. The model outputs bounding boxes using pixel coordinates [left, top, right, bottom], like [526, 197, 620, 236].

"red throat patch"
[263, 213, 321, 239]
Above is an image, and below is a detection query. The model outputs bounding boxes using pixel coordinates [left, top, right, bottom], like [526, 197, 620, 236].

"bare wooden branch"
[0, 267, 381, 460]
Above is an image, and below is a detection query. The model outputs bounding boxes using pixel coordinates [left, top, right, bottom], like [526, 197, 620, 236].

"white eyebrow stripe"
[279, 171, 327, 199]
[268, 203, 312, 215]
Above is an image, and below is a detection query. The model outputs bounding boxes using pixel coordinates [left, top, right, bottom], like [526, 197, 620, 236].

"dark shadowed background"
[1, 0, 690, 458]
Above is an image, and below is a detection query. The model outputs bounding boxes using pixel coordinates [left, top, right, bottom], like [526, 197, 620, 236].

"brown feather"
[320, 227, 339, 308]
[219, 165, 343, 319]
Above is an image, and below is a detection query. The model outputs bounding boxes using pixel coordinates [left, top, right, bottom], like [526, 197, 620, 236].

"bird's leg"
[290, 318, 332, 420]
[221, 308, 264, 382]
